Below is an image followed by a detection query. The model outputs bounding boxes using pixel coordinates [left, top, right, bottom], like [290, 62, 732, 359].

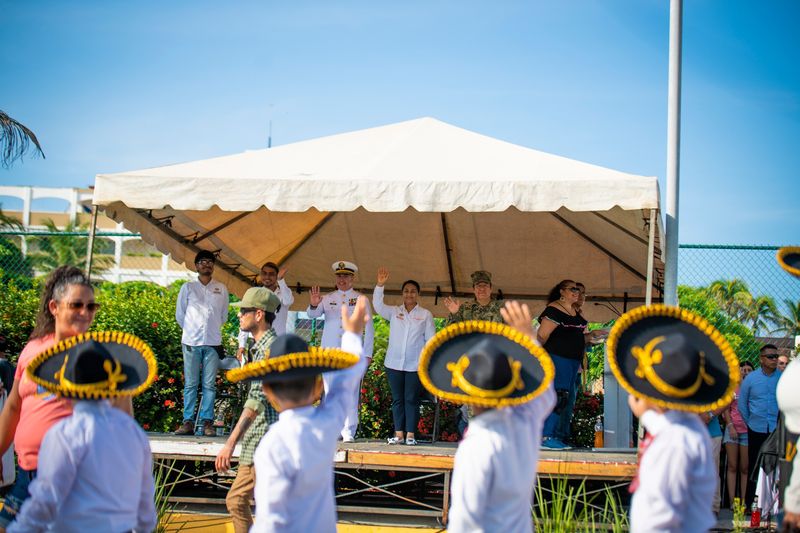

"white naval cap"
[332, 260, 358, 275]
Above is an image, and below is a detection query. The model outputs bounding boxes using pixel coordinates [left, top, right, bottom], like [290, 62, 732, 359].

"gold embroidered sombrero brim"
[418, 320, 554, 409]
[26, 331, 157, 400]
[606, 305, 739, 413]
[226, 347, 359, 384]
[777, 247, 800, 278]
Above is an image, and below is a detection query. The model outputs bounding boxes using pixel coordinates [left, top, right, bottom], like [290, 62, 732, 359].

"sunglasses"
[761, 354, 778, 360]
[238, 307, 258, 315]
[196, 259, 215, 266]
[63, 301, 101, 312]
[565, 287, 581, 293]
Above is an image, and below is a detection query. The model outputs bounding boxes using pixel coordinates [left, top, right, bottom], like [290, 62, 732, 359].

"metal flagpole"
[663, 0, 683, 306]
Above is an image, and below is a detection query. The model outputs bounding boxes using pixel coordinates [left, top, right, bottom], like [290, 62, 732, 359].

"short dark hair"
[401, 279, 421, 292]
[740, 360, 754, 370]
[261, 262, 279, 274]
[266, 375, 320, 404]
[194, 250, 216, 264]
[760, 344, 778, 354]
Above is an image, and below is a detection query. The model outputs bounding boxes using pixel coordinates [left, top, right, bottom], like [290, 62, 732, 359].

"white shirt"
[630, 410, 716, 533]
[372, 285, 435, 372]
[175, 278, 229, 346]
[237, 279, 295, 347]
[448, 385, 556, 533]
[306, 289, 374, 357]
[251, 332, 366, 532]
[9, 401, 156, 533]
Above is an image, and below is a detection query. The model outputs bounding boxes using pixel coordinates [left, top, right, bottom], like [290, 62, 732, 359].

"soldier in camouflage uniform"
[443, 270, 505, 325]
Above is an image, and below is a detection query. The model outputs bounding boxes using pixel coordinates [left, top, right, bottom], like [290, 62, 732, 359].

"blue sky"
[1, 1, 798, 244]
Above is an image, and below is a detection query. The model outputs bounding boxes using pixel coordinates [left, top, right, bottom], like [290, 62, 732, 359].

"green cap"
[232, 287, 281, 312]
[471, 270, 492, 286]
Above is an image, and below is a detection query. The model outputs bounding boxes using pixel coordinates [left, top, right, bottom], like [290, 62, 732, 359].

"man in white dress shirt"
[307, 260, 374, 442]
[175, 250, 230, 436]
[236, 262, 294, 363]
[606, 305, 740, 533]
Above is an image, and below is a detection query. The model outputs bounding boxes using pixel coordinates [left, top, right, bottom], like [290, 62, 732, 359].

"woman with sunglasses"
[0, 266, 98, 530]
[537, 280, 589, 450]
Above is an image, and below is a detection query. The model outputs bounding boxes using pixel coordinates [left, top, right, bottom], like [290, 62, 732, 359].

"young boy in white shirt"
[226, 297, 369, 533]
[606, 305, 740, 533]
[417, 300, 555, 533]
[10, 331, 158, 533]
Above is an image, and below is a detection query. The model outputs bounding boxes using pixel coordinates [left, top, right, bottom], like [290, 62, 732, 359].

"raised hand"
[278, 267, 288, 280]
[310, 286, 322, 307]
[443, 296, 461, 314]
[500, 300, 534, 338]
[342, 296, 369, 334]
[376, 267, 389, 287]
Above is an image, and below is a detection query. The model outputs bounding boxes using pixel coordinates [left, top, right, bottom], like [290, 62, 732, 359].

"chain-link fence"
[0, 229, 195, 287]
[677, 244, 799, 363]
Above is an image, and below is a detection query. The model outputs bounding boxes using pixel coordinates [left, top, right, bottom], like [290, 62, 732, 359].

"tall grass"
[154, 459, 186, 533]
[532, 476, 629, 532]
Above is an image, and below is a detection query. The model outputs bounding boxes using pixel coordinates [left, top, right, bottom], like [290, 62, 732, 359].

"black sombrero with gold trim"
[26, 331, 157, 400]
[418, 321, 554, 409]
[227, 333, 359, 384]
[607, 305, 739, 413]
[777, 247, 800, 278]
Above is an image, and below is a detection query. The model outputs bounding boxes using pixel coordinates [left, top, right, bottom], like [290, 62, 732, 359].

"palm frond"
[1, 110, 45, 168]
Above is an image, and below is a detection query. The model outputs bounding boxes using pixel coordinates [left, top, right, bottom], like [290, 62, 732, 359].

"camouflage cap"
[471, 270, 492, 286]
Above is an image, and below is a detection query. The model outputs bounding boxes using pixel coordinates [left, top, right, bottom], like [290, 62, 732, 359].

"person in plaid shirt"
[215, 287, 282, 533]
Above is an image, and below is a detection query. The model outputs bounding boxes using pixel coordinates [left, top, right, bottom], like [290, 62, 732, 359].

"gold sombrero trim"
[777, 247, 800, 278]
[25, 331, 158, 400]
[226, 347, 359, 383]
[606, 304, 740, 413]
[418, 320, 555, 409]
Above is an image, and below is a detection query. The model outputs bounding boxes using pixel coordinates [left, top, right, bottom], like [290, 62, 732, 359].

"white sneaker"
[387, 437, 402, 445]
[342, 435, 355, 443]
[405, 437, 418, 446]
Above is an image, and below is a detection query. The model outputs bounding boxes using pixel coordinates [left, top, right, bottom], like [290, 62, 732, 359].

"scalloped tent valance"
[94, 117, 663, 320]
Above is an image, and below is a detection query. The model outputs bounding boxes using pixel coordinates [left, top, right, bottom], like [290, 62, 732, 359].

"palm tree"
[1, 110, 45, 168]
[740, 294, 781, 335]
[27, 219, 111, 276]
[772, 299, 800, 339]
[705, 279, 752, 319]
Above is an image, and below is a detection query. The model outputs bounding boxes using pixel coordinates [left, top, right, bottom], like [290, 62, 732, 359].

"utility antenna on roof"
[268, 119, 272, 148]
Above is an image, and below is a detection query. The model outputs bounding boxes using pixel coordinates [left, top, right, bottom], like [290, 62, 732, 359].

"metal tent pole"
[85, 205, 98, 280]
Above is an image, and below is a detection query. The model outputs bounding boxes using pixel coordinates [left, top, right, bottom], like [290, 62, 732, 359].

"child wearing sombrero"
[418, 300, 555, 532]
[226, 296, 370, 532]
[606, 305, 740, 533]
[8, 331, 158, 532]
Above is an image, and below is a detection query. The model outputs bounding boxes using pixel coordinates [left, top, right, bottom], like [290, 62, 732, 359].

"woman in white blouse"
[373, 267, 436, 445]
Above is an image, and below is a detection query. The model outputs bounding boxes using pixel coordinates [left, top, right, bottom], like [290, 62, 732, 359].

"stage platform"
[149, 433, 637, 524]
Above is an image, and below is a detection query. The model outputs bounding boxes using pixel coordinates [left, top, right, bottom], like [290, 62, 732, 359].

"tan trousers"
[226, 464, 255, 533]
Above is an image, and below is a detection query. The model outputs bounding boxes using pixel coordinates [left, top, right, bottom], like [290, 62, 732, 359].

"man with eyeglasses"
[739, 343, 783, 508]
[215, 287, 281, 533]
[235, 262, 294, 364]
[175, 250, 230, 436]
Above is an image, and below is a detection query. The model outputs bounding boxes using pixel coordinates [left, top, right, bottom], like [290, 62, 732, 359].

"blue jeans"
[542, 354, 581, 441]
[385, 368, 422, 434]
[0, 467, 36, 527]
[182, 344, 219, 423]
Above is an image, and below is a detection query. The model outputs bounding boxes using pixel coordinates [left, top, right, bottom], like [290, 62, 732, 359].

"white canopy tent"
[93, 117, 663, 321]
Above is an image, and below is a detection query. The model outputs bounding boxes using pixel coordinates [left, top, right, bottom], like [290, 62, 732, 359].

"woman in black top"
[537, 280, 590, 450]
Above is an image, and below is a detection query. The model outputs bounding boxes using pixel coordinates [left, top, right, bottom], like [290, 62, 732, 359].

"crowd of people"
[0, 248, 797, 532]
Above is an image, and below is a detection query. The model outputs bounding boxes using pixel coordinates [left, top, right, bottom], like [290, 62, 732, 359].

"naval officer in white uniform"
[307, 261, 374, 441]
